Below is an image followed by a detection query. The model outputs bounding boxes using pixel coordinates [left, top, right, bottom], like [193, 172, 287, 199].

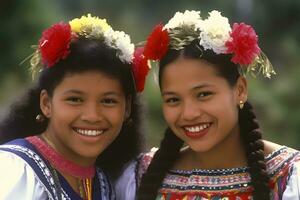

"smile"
[184, 123, 211, 132]
[74, 128, 104, 136]
[183, 123, 211, 138]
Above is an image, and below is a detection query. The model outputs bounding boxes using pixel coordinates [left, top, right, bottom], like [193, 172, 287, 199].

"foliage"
[1, 0, 299, 149]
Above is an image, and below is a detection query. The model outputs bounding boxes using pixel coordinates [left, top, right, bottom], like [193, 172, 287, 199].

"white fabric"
[0, 150, 49, 200]
[114, 160, 137, 200]
[282, 160, 300, 200]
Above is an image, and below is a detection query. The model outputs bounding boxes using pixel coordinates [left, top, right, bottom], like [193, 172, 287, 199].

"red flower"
[132, 47, 150, 92]
[225, 23, 260, 65]
[144, 24, 169, 60]
[39, 22, 72, 67]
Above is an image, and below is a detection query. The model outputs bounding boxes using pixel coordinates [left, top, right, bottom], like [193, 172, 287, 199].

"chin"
[188, 143, 213, 153]
[80, 148, 104, 159]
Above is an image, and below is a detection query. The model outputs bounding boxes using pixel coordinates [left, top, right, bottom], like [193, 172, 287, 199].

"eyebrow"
[63, 90, 121, 96]
[63, 89, 84, 95]
[162, 84, 213, 96]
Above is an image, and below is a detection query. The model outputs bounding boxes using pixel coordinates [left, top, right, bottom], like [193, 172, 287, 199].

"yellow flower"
[69, 14, 111, 35]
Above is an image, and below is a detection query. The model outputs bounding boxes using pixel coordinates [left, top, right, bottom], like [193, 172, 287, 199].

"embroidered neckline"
[169, 146, 288, 175]
[26, 136, 95, 179]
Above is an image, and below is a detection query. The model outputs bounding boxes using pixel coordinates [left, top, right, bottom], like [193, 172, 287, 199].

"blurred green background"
[1, 0, 300, 150]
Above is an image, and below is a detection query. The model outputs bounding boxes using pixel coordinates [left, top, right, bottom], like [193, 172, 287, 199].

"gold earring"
[239, 100, 244, 109]
[36, 114, 45, 123]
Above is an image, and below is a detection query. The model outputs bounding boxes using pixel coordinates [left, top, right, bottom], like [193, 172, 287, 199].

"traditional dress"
[0, 138, 115, 200]
[115, 146, 300, 200]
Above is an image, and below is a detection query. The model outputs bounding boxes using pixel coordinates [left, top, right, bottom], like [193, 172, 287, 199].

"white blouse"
[0, 150, 49, 200]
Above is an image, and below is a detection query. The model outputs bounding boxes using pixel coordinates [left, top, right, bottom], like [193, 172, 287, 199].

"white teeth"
[75, 128, 104, 136]
[184, 123, 210, 133]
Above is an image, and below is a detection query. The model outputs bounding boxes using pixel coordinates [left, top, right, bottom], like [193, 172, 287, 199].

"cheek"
[105, 106, 126, 125]
[213, 99, 238, 127]
[51, 104, 78, 122]
[162, 106, 178, 125]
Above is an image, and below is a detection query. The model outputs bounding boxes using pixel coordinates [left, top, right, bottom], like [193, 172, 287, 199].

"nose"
[181, 100, 202, 121]
[81, 102, 102, 123]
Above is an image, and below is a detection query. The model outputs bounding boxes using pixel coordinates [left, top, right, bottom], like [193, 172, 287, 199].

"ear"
[40, 90, 52, 118]
[125, 95, 132, 120]
[235, 76, 248, 104]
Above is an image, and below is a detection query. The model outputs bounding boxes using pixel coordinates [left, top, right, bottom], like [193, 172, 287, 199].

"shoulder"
[113, 147, 158, 200]
[136, 147, 158, 178]
[264, 140, 300, 176]
[0, 148, 48, 199]
[281, 149, 300, 199]
[263, 140, 284, 156]
[265, 143, 300, 197]
[266, 144, 300, 176]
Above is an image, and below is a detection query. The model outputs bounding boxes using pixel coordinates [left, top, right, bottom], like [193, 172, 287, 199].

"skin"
[161, 57, 280, 170]
[40, 70, 130, 193]
[161, 57, 249, 169]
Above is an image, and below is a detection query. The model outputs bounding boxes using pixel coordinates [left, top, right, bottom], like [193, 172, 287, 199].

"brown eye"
[197, 92, 213, 99]
[164, 97, 180, 106]
[101, 98, 118, 106]
[66, 97, 83, 104]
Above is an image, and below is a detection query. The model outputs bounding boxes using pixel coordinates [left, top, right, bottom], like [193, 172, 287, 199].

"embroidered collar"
[26, 136, 96, 179]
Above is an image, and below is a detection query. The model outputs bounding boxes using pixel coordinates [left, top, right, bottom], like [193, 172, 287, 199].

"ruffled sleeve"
[0, 150, 48, 200]
[282, 157, 300, 200]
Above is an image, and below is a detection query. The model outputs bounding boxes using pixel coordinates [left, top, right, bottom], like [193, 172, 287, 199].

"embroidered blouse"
[0, 138, 115, 200]
[115, 146, 300, 200]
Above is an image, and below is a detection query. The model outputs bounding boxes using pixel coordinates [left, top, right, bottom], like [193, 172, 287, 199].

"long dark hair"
[137, 40, 270, 199]
[0, 38, 144, 178]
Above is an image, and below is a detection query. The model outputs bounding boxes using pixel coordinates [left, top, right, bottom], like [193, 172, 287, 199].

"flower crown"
[142, 10, 275, 78]
[27, 14, 149, 92]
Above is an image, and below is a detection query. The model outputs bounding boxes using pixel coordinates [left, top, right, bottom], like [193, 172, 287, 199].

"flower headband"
[142, 10, 275, 78]
[27, 14, 149, 92]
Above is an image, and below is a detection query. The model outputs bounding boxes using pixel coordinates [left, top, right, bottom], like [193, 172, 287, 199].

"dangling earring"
[239, 100, 244, 109]
[36, 114, 45, 123]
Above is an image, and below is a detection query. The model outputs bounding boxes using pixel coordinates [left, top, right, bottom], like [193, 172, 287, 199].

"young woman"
[0, 14, 148, 200]
[116, 10, 300, 200]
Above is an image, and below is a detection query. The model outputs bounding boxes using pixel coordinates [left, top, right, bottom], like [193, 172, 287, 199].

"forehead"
[161, 58, 225, 88]
[54, 70, 124, 94]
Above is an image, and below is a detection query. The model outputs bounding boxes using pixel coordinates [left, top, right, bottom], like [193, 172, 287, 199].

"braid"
[239, 101, 271, 200]
[137, 127, 184, 200]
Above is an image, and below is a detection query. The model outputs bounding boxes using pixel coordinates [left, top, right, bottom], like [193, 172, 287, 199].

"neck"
[186, 126, 247, 170]
[27, 135, 96, 179]
[42, 131, 95, 167]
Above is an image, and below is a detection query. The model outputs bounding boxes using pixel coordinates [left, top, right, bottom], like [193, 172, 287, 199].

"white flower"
[88, 25, 106, 39]
[198, 10, 231, 54]
[164, 10, 202, 30]
[104, 29, 134, 63]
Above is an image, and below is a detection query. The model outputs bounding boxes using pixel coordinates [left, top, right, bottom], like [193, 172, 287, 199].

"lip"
[72, 127, 108, 145]
[72, 127, 107, 142]
[182, 123, 212, 139]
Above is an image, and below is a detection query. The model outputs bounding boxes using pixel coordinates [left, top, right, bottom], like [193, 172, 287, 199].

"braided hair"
[239, 102, 270, 199]
[137, 40, 270, 199]
[137, 128, 183, 200]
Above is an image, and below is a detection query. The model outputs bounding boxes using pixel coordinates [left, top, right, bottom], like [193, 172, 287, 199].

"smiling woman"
[115, 10, 300, 200]
[0, 14, 147, 200]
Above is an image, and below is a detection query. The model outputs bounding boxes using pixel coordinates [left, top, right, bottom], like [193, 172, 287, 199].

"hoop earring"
[239, 101, 244, 109]
[36, 114, 45, 123]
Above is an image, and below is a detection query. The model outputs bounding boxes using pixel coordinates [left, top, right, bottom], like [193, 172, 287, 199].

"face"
[40, 70, 130, 166]
[161, 57, 247, 153]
